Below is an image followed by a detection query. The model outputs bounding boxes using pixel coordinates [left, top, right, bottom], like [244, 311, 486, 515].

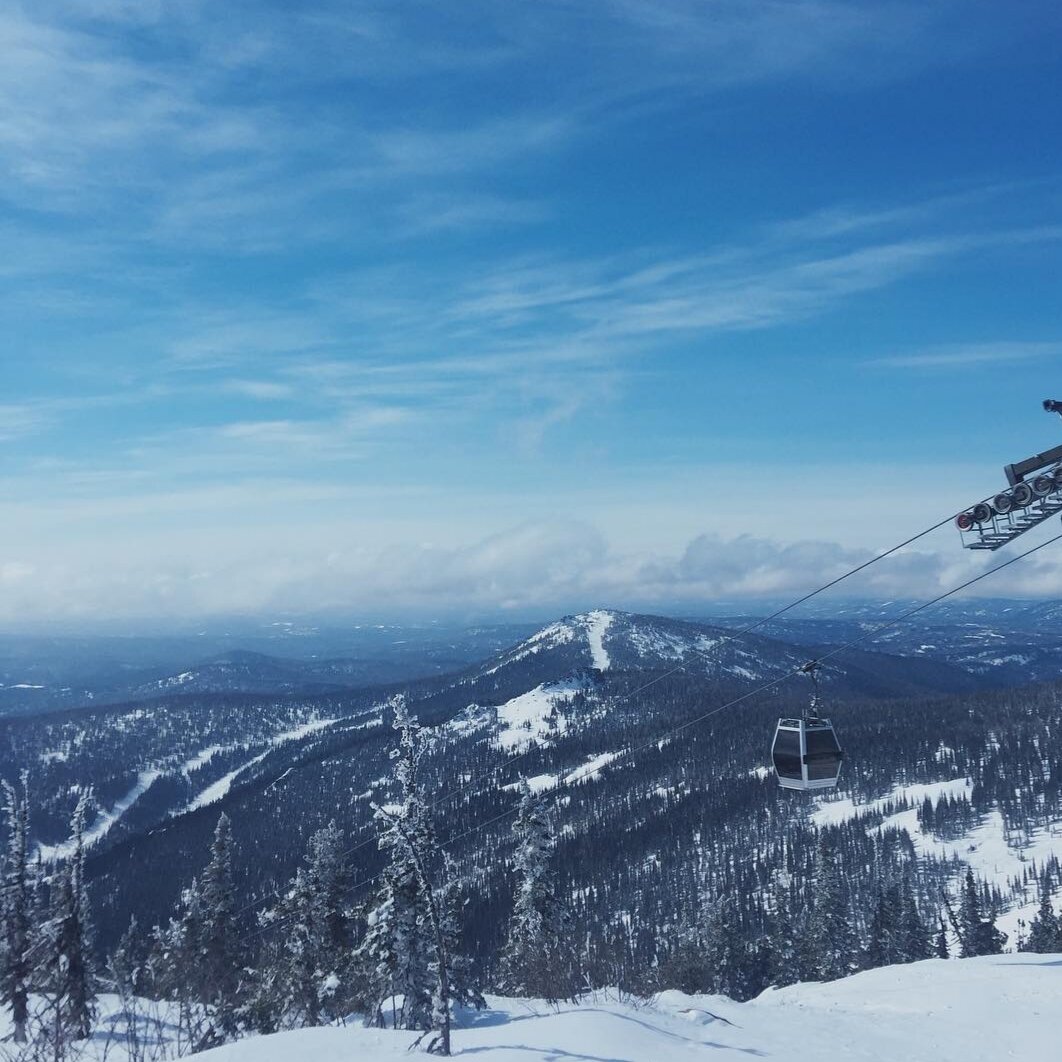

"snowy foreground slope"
[184, 955, 1058, 1062]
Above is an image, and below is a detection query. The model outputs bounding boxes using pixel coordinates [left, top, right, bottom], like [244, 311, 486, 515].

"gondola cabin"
[772, 716, 843, 791]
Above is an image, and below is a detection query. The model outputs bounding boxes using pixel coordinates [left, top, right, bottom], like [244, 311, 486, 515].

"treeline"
[6, 699, 1062, 1060]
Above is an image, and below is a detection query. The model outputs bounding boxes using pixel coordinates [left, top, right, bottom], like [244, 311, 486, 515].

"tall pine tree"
[802, 834, 856, 981]
[935, 919, 949, 959]
[764, 873, 799, 988]
[1, 772, 32, 1044]
[957, 868, 1006, 957]
[39, 791, 96, 1043]
[1022, 876, 1060, 953]
[357, 699, 441, 1036]
[899, 869, 931, 962]
[197, 813, 245, 1039]
[270, 820, 356, 1027]
[498, 780, 579, 1002]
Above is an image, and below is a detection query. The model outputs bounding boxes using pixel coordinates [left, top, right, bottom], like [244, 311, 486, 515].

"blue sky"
[4, 0, 1062, 624]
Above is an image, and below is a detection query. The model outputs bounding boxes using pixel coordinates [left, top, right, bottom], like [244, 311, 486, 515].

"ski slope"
[45, 954, 1058, 1062]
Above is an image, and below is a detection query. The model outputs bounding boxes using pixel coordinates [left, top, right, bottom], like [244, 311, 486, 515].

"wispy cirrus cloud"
[869, 341, 1062, 370]
[449, 224, 1062, 342]
[0, 1, 1004, 236]
[0, 405, 51, 442]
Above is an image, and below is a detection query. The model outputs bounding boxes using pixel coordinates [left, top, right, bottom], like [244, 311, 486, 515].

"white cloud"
[869, 341, 1062, 370]
[0, 404, 50, 441]
[224, 379, 296, 400]
[2, 502, 1060, 624]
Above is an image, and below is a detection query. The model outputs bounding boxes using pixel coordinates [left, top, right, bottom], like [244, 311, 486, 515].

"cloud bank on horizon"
[3, 1, 1062, 622]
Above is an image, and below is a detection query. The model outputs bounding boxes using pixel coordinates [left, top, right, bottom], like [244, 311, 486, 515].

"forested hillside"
[3, 610, 1062, 1056]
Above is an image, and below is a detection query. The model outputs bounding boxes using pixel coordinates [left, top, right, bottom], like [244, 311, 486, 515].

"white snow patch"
[480, 621, 577, 675]
[727, 664, 758, 680]
[181, 744, 226, 775]
[565, 751, 621, 785]
[502, 773, 559, 795]
[584, 609, 613, 670]
[493, 683, 577, 750]
[158, 670, 196, 688]
[812, 778, 973, 828]
[36, 769, 162, 862]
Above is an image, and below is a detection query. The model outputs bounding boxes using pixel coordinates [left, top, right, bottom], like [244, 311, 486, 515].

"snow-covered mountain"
[12, 607, 1062, 978]
[440, 608, 981, 708]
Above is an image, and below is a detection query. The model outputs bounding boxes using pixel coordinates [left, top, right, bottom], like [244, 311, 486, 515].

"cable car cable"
[238, 527, 1062, 946]
[227, 491, 999, 924]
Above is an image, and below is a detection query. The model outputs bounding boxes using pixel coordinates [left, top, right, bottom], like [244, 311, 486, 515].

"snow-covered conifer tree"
[804, 835, 856, 981]
[498, 780, 578, 1002]
[1, 772, 32, 1043]
[701, 895, 749, 999]
[864, 880, 903, 970]
[357, 698, 438, 1035]
[1022, 876, 1060, 953]
[899, 870, 931, 962]
[39, 791, 96, 1042]
[197, 812, 245, 1038]
[957, 868, 1006, 957]
[271, 820, 355, 1026]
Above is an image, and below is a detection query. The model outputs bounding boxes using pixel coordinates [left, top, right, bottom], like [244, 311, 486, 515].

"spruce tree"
[40, 791, 96, 1043]
[273, 821, 355, 1026]
[764, 876, 799, 988]
[498, 780, 579, 1002]
[804, 835, 856, 981]
[357, 699, 440, 1035]
[958, 869, 1006, 957]
[655, 925, 709, 994]
[109, 916, 144, 998]
[864, 881, 902, 970]
[1022, 877, 1060, 953]
[197, 813, 245, 1039]
[701, 895, 748, 999]
[934, 919, 949, 959]
[148, 814, 246, 1046]
[899, 870, 931, 962]
[438, 857, 485, 1012]
[1, 773, 32, 1044]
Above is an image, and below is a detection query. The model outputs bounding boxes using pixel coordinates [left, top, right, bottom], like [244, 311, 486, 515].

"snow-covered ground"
[490, 683, 578, 751]
[811, 777, 1062, 944]
[35, 954, 1059, 1062]
[585, 609, 613, 670]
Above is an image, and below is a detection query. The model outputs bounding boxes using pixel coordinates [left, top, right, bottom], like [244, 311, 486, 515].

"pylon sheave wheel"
[1032, 473, 1055, 496]
[1011, 482, 1035, 508]
[971, 502, 994, 524]
[993, 492, 1014, 514]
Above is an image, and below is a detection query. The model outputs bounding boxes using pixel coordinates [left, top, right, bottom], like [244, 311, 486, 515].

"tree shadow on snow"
[455, 1009, 767, 1060]
[991, 956, 1062, 968]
